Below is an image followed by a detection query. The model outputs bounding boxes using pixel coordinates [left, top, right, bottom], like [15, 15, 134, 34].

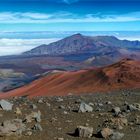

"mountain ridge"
[23, 34, 140, 56]
[0, 58, 140, 98]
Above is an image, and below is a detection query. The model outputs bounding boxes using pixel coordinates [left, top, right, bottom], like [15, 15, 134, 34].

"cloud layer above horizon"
[0, 11, 140, 24]
[0, 0, 140, 31]
[0, 38, 60, 55]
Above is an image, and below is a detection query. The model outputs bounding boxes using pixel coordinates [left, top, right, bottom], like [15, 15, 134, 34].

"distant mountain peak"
[68, 33, 84, 38]
[72, 33, 83, 36]
[23, 34, 140, 56]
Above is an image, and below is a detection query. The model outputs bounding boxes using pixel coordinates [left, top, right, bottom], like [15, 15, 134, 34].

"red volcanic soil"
[0, 58, 140, 98]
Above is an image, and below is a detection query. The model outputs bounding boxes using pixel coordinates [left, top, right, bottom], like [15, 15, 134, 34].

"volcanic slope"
[0, 59, 140, 98]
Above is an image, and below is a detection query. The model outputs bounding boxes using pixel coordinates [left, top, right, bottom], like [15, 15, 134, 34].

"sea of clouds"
[0, 31, 140, 56]
[0, 38, 60, 56]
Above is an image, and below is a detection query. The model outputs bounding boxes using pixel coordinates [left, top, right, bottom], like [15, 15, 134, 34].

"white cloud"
[21, 12, 52, 19]
[0, 38, 60, 56]
[0, 11, 140, 24]
[118, 37, 140, 41]
[62, 0, 79, 4]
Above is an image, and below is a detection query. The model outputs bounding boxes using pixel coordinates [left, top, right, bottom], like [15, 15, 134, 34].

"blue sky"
[0, 0, 140, 31]
[0, 0, 140, 55]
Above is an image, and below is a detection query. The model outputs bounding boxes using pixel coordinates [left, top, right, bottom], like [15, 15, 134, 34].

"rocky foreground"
[0, 90, 139, 140]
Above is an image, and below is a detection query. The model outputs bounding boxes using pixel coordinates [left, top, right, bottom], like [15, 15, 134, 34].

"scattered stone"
[15, 107, 22, 115]
[95, 116, 99, 119]
[57, 127, 62, 131]
[30, 104, 37, 109]
[106, 101, 112, 105]
[75, 126, 93, 138]
[75, 99, 82, 104]
[99, 128, 113, 139]
[111, 132, 124, 140]
[112, 107, 121, 116]
[50, 117, 57, 123]
[103, 118, 126, 130]
[0, 119, 25, 136]
[33, 111, 41, 122]
[98, 103, 103, 107]
[38, 99, 44, 104]
[96, 107, 101, 112]
[65, 120, 72, 123]
[59, 105, 65, 109]
[24, 131, 32, 136]
[89, 102, 94, 106]
[46, 102, 51, 107]
[135, 116, 140, 125]
[33, 123, 43, 131]
[127, 103, 140, 111]
[63, 111, 68, 115]
[0, 100, 13, 111]
[0, 93, 138, 139]
[56, 97, 63, 102]
[25, 111, 41, 123]
[110, 118, 128, 130]
[78, 102, 93, 113]
[124, 101, 128, 105]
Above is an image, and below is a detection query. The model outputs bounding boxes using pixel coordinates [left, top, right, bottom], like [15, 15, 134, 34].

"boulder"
[111, 132, 124, 140]
[78, 102, 93, 113]
[112, 107, 121, 116]
[127, 103, 140, 111]
[0, 119, 25, 136]
[75, 126, 93, 138]
[99, 128, 113, 139]
[0, 100, 13, 111]
[33, 123, 43, 131]
[111, 118, 128, 129]
[33, 111, 41, 122]
[25, 111, 41, 123]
